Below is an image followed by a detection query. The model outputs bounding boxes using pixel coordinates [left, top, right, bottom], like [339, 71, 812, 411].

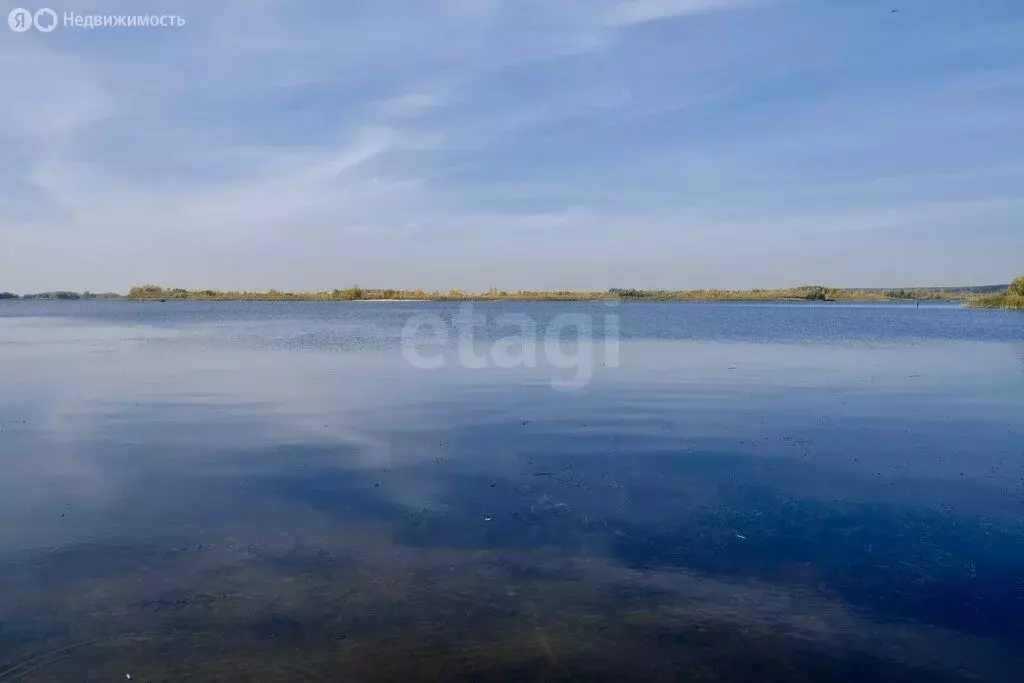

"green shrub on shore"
[968, 276, 1024, 310]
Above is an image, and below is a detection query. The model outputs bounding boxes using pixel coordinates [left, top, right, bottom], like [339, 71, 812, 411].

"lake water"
[1, 300, 1022, 682]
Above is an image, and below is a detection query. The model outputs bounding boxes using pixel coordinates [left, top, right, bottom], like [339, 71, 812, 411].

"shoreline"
[7, 281, 1019, 306]
[116, 284, 992, 303]
[7, 295, 970, 304]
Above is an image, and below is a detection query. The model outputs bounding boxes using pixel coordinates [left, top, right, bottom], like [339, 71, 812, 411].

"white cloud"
[604, 0, 762, 27]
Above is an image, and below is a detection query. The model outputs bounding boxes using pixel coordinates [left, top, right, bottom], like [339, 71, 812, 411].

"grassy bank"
[118, 284, 978, 303]
[967, 277, 1024, 310]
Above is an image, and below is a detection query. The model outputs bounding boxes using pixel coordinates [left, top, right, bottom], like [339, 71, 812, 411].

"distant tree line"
[0, 291, 121, 300]
[127, 284, 380, 301]
[124, 284, 981, 303]
[21, 291, 82, 299]
[7, 281, 1017, 306]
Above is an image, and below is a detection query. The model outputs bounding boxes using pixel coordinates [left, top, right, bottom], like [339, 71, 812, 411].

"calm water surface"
[1, 300, 1022, 682]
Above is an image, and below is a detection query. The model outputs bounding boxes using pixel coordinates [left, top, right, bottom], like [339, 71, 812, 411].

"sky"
[1, 0, 1023, 293]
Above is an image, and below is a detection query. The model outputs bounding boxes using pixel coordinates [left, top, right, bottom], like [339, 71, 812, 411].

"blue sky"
[2, 0, 1023, 292]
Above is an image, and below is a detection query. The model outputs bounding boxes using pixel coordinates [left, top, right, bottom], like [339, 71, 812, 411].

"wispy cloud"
[604, 0, 765, 27]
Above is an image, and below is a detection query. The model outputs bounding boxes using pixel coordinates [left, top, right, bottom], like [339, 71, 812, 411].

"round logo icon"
[33, 8, 57, 32]
[8, 7, 32, 32]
